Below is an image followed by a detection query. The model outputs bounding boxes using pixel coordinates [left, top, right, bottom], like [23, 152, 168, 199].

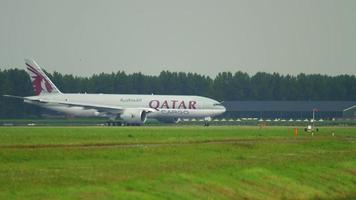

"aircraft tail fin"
[25, 59, 61, 96]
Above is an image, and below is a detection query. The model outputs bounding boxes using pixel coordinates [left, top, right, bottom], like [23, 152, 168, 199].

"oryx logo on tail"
[26, 63, 53, 95]
[24, 59, 61, 96]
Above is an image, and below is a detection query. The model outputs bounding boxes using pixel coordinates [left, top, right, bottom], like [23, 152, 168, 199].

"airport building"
[222, 101, 356, 119]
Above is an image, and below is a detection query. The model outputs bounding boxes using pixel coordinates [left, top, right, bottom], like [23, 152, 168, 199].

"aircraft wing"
[3, 95, 156, 114]
[36, 99, 157, 114]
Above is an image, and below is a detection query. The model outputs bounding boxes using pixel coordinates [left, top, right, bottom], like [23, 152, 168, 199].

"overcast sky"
[0, 0, 355, 77]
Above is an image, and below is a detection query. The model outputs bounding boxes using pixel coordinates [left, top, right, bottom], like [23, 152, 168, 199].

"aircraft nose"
[211, 99, 226, 115]
[220, 105, 226, 113]
[222, 105, 226, 112]
[216, 105, 226, 115]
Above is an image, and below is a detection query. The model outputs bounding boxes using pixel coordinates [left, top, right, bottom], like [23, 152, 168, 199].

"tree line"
[0, 68, 355, 118]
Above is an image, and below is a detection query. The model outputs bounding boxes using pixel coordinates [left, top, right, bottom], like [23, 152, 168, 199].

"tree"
[1, 68, 356, 118]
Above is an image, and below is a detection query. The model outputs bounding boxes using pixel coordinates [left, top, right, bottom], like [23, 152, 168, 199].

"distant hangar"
[222, 101, 356, 119]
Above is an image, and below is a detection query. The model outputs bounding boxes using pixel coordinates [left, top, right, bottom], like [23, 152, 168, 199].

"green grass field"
[0, 126, 355, 200]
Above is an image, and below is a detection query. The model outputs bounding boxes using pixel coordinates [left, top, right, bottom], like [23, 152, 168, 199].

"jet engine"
[120, 109, 147, 124]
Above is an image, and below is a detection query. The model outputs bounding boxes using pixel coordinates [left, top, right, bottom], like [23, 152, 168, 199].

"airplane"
[4, 59, 226, 125]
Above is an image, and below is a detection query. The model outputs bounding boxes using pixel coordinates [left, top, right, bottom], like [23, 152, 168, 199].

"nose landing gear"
[204, 117, 211, 127]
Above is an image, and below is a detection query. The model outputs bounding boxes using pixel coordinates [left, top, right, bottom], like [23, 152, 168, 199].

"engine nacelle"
[120, 109, 147, 124]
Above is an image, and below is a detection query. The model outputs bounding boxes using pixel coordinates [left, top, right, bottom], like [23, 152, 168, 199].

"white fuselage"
[25, 93, 226, 120]
[18, 59, 226, 124]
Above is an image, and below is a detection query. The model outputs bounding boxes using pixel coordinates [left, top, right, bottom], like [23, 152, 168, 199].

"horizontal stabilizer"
[3, 95, 25, 99]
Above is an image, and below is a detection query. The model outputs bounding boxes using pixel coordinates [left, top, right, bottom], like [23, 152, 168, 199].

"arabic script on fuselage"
[120, 98, 142, 102]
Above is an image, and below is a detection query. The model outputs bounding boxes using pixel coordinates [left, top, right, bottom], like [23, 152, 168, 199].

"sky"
[0, 0, 355, 77]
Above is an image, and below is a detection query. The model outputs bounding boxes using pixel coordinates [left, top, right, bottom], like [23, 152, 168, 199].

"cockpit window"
[213, 103, 223, 106]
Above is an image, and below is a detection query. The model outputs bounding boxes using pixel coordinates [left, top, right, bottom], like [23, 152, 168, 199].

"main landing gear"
[106, 121, 122, 126]
[105, 121, 142, 126]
